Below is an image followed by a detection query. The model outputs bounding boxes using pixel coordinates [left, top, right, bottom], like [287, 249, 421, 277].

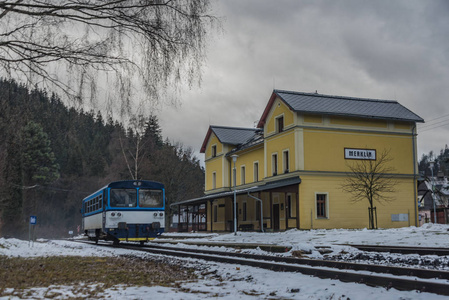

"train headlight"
[111, 213, 115, 217]
[153, 212, 157, 217]
[159, 213, 163, 216]
[117, 213, 122, 217]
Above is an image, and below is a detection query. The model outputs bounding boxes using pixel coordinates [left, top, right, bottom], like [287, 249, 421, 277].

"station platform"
[152, 234, 291, 253]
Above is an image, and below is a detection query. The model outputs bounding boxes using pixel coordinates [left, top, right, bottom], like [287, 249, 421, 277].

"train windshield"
[139, 189, 163, 208]
[110, 189, 137, 207]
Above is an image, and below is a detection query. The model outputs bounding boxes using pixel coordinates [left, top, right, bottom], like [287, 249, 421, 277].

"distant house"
[418, 174, 449, 225]
[173, 89, 424, 232]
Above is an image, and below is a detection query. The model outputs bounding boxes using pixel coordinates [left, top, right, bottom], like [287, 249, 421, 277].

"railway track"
[74, 240, 449, 296]
[343, 244, 449, 256]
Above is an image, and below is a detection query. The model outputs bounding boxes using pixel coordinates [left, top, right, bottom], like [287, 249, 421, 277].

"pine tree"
[21, 121, 60, 185]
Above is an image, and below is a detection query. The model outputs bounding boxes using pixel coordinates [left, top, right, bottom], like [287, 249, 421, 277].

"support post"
[247, 192, 264, 232]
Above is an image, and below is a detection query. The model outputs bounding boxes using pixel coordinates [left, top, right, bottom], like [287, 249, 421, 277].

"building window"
[316, 194, 328, 218]
[287, 195, 292, 218]
[212, 172, 216, 189]
[276, 116, 284, 133]
[241, 166, 246, 185]
[283, 150, 289, 173]
[243, 202, 247, 221]
[211, 145, 217, 157]
[272, 154, 278, 176]
[254, 162, 259, 182]
[214, 205, 218, 222]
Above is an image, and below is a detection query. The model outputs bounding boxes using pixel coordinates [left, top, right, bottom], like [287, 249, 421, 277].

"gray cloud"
[158, 0, 449, 161]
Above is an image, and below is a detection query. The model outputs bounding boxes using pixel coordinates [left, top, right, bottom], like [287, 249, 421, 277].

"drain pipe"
[412, 125, 418, 226]
[247, 192, 264, 232]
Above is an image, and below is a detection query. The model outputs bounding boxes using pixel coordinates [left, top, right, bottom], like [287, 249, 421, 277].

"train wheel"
[139, 241, 145, 246]
[112, 238, 120, 246]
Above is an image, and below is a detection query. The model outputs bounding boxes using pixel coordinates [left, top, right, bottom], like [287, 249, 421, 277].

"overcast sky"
[157, 0, 449, 162]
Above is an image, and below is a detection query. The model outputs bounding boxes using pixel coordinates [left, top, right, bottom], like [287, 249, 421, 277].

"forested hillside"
[418, 146, 449, 177]
[0, 79, 204, 238]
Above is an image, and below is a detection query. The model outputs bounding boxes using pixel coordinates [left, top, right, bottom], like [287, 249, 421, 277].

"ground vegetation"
[0, 79, 204, 237]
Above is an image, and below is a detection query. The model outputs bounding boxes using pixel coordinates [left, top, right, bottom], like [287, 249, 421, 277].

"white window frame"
[275, 114, 285, 133]
[212, 172, 216, 189]
[272, 153, 278, 176]
[283, 149, 289, 173]
[253, 161, 259, 182]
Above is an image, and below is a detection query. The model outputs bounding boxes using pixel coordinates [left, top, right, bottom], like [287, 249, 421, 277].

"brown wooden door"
[273, 204, 280, 230]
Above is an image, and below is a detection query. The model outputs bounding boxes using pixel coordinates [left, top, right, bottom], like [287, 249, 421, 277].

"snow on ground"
[164, 222, 449, 248]
[1, 224, 449, 299]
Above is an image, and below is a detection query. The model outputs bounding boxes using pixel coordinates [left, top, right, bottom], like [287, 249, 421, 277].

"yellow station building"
[173, 90, 424, 232]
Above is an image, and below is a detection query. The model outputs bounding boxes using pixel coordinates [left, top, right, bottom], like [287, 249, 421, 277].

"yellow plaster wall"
[266, 97, 295, 134]
[205, 157, 223, 191]
[330, 116, 388, 128]
[210, 198, 228, 231]
[265, 130, 296, 176]
[205, 133, 223, 159]
[299, 175, 417, 229]
[303, 129, 414, 174]
[304, 114, 323, 124]
[233, 146, 264, 187]
[395, 122, 412, 130]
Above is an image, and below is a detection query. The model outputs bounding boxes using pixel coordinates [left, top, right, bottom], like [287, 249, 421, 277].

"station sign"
[344, 148, 376, 160]
[30, 215, 37, 225]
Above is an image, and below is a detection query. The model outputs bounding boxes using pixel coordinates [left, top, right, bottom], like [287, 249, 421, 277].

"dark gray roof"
[171, 176, 301, 207]
[211, 126, 259, 145]
[227, 130, 264, 156]
[275, 90, 424, 123]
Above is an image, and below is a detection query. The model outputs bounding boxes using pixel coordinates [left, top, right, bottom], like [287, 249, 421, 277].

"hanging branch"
[0, 0, 217, 108]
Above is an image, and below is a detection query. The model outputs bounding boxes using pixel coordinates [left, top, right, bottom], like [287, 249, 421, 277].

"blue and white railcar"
[81, 180, 165, 244]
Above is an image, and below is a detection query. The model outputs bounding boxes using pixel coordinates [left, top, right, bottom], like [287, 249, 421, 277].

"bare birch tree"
[341, 149, 397, 229]
[0, 0, 216, 112]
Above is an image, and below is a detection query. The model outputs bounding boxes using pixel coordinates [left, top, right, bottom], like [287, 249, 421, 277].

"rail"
[72, 240, 449, 296]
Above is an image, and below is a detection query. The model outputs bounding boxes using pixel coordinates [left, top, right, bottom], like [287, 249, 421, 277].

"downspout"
[412, 124, 418, 226]
[247, 192, 264, 232]
[209, 199, 213, 232]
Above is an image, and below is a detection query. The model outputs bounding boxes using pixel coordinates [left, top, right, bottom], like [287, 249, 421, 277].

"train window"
[95, 197, 99, 210]
[99, 195, 103, 208]
[139, 189, 163, 208]
[110, 189, 137, 207]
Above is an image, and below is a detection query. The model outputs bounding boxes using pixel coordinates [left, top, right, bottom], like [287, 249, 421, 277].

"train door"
[102, 189, 108, 231]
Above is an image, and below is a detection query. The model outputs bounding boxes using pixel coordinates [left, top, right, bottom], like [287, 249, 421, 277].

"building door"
[273, 204, 280, 230]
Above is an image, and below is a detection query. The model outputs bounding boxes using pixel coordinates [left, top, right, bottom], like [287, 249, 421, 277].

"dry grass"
[0, 255, 197, 298]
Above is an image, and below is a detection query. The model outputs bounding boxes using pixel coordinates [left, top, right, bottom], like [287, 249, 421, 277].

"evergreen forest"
[0, 79, 204, 238]
[418, 146, 449, 177]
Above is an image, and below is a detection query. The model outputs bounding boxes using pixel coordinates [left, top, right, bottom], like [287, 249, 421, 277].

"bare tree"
[0, 0, 216, 112]
[341, 149, 397, 229]
[120, 114, 148, 180]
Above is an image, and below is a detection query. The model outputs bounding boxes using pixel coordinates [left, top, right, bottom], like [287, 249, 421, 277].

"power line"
[419, 118, 449, 128]
[419, 121, 449, 133]
[417, 112, 449, 132]
[419, 118, 449, 130]
[423, 113, 449, 123]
